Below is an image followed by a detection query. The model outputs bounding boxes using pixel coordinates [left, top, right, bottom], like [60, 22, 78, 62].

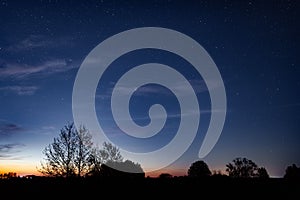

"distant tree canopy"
[226, 157, 269, 178]
[39, 122, 144, 178]
[0, 172, 18, 179]
[99, 160, 145, 178]
[159, 173, 173, 179]
[284, 164, 300, 180]
[257, 167, 269, 179]
[187, 160, 211, 177]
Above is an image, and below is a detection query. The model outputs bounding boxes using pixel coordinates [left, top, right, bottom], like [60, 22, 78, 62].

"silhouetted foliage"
[101, 142, 124, 162]
[99, 160, 145, 178]
[226, 157, 269, 178]
[87, 148, 102, 176]
[38, 122, 145, 178]
[0, 172, 18, 179]
[75, 125, 93, 177]
[226, 157, 258, 178]
[88, 142, 124, 176]
[284, 164, 300, 180]
[257, 167, 269, 179]
[159, 173, 173, 179]
[39, 123, 93, 177]
[187, 160, 211, 177]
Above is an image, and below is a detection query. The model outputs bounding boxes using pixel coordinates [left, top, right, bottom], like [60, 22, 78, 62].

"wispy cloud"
[0, 143, 26, 160]
[1, 34, 78, 79]
[97, 79, 216, 99]
[0, 59, 76, 79]
[42, 126, 56, 131]
[5, 34, 75, 52]
[116, 109, 226, 121]
[0, 85, 39, 95]
[0, 120, 24, 137]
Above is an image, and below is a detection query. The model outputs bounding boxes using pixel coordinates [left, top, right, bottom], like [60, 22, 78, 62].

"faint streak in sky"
[0, 59, 76, 78]
[5, 34, 75, 52]
[0, 120, 24, 136]
[95, 78, 220, 100]
[0, 143, 26, 160]
[0, 85, 39, 95]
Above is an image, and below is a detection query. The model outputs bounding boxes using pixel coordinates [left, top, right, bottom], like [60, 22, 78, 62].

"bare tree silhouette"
[39, 123, 144, 178]
[88, 141, 124, 176]
[38, 123, 93, 177]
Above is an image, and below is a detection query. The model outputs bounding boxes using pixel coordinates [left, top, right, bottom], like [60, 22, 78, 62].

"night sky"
[0, 0, 299, 177]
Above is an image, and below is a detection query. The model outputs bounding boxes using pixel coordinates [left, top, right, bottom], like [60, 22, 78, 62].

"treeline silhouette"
[0, 122, 299, 197]
[0, 169, 299, 198]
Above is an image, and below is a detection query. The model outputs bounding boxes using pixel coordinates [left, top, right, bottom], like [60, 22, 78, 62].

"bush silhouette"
[99, 160, 145, 179]
[284, 164, 300, 180]
[226, 157, 269, 178]
[187, 160, 211, 177]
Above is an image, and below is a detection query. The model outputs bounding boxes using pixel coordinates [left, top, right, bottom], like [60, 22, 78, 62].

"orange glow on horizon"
[145, 168, 187, 178]
[0, 164, 186, 178]
[0, 162, 42, 177]
[1, 162, 227, 178]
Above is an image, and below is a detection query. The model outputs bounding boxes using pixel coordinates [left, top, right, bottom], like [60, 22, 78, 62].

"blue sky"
[0, 0, 299, 177]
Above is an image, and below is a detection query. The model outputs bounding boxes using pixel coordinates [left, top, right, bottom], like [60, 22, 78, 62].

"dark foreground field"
[0, 176, 299, 198]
